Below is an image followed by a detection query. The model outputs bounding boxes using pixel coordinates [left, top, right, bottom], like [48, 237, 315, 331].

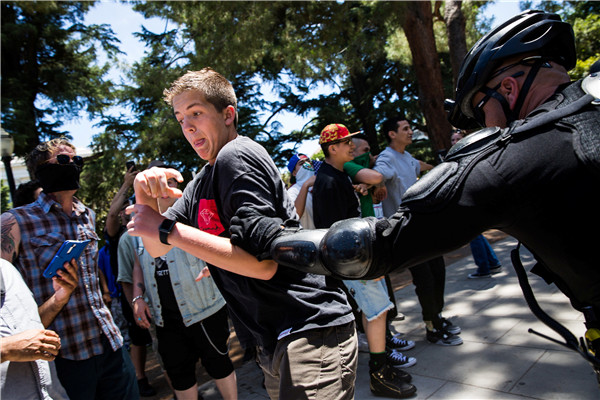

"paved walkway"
[184, 235, 599, 399]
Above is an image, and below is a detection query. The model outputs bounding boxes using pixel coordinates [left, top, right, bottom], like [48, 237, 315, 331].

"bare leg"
[130, 344, 147, 379]
[214, 371, 238, 400]
[174, 383, 198, 400]
[363, 311, 387, 353]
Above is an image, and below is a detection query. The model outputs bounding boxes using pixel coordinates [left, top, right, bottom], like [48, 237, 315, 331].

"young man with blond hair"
[126, 68, 357, 399]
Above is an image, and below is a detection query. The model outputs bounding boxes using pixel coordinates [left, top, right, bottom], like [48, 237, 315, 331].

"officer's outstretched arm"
[230, 206, 401, 279]
[271, 217, 395, 279]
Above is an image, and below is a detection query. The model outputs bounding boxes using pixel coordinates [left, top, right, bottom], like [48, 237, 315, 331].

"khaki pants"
[257, 321, 358, 400]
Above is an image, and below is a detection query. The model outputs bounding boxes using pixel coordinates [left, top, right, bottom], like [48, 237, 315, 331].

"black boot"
[370, 363, 417, 398]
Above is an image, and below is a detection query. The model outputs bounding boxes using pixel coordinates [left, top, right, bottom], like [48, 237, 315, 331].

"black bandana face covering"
[35, 163, 82, 193]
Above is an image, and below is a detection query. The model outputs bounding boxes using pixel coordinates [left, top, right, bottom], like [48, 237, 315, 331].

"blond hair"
[163, 68, 237, 114]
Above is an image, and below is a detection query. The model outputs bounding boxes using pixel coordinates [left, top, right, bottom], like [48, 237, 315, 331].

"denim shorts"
[343, 278, 395, 321]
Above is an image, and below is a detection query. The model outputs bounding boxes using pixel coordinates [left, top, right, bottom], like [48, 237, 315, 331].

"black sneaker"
[441, 317, 461, 335]
[388, 363, 412, 383]
[370, 364, 417, 398]
[387, 333, 416, 351]
[490, 265, 502, 274]
[387, 349, 417, 368]
[426, 328, 463, 346]
[137, 377, 157, 397]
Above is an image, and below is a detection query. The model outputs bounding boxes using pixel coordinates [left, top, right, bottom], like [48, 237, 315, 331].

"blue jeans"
[469, 234, 500, 274]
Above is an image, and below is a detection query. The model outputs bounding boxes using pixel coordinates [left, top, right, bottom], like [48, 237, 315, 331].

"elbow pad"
[271, 217, 392, 280]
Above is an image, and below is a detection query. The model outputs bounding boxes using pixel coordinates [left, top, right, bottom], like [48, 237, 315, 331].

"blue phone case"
[43, 240, 91, 278]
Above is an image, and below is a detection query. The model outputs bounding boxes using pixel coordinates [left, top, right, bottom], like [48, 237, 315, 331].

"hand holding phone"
[43, 240, 91, 279]
[126, 161, 136, 171]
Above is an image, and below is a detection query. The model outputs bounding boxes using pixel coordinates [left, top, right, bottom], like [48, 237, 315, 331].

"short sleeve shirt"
[117, 231, 137, 284]
[312, 162, 360, 228]
[374, 147, 421, 217]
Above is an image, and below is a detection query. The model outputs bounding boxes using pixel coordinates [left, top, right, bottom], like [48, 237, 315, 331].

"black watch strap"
[158, 218, 177, 245]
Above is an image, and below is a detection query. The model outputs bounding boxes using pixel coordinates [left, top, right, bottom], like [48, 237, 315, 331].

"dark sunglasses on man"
[54, 154, 84, 167]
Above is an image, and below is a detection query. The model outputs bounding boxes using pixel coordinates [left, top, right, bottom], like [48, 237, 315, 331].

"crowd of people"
[1, 8, 598, 400]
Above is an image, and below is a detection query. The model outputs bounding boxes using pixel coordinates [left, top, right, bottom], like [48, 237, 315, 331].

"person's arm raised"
[127, 168, 278, 280]
[105, 166, 138, 237]
[127, 167, 183, 258]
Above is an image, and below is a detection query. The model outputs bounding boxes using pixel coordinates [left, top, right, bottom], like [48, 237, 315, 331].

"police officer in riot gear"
[229, 9, 600, 377]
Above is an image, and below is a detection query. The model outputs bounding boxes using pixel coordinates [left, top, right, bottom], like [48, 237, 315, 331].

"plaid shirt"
[8, 192, 123, 360]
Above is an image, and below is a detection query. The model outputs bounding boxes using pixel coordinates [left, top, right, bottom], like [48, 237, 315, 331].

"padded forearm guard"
[271, 217, 392, 280]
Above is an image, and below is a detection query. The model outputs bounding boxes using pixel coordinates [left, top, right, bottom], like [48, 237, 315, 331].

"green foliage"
[11, 1, 595, 236]
[521, 1, 600, 79]
[407, 139, 438, 167]
[570, 12, 600, 79]
[121, 1, 430, 161]
[1, 1, 121, 158]
[1, 180, 12, 213]
[311, 149, 325, 162]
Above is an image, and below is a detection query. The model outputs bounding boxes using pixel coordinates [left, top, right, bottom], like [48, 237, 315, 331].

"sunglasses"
[335, 138, 353, 146]
[54, 154, 84, 167]
[473, 71, 524, 125]
[474, 57, 552, 125]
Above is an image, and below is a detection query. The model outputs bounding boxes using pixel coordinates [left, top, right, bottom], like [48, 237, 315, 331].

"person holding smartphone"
[0, 138, 138, 400]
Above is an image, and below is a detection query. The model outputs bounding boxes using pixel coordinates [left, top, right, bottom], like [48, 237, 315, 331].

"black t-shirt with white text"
[154, 257, 182, 326]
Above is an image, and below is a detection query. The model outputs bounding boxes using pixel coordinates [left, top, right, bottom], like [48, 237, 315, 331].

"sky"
[63, 0, 525, 156]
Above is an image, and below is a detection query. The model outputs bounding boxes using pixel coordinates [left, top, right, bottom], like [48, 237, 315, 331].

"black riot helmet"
[446, 10, 576, 129]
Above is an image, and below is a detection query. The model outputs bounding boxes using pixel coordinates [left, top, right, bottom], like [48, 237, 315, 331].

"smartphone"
[126, 161, 136, 171]
[43, 240, 91, 278]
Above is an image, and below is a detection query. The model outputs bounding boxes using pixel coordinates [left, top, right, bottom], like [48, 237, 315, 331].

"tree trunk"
[444, 0, 468, 88]
[401, 1, 452, 152]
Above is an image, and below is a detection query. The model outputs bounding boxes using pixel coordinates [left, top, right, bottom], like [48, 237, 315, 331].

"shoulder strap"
[506, 80, 599, 175]
[510, 92, 594, 136]
[511, 242, 600, 372]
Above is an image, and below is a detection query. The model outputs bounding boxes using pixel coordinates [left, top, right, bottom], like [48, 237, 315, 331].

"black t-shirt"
[165, 136, 354, 354]
[154, 257, 182, 326]
[312, 162, 360, 229]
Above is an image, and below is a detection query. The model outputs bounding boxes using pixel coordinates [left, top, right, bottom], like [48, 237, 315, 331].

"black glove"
[230, 206, 300, 261]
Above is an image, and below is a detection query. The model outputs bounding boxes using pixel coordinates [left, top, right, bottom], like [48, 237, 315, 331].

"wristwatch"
[158, 218, 177, 245]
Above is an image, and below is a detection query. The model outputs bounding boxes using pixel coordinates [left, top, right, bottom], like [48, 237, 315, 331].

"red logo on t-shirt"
[197, 199, 225, 236]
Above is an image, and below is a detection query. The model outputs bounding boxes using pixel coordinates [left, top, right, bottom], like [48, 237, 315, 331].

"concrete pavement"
[197, 235, 599, 399]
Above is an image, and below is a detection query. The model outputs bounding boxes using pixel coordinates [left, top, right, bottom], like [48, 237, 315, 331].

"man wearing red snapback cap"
[313, 124, 417, 399]
[312, 124, 361, 228]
